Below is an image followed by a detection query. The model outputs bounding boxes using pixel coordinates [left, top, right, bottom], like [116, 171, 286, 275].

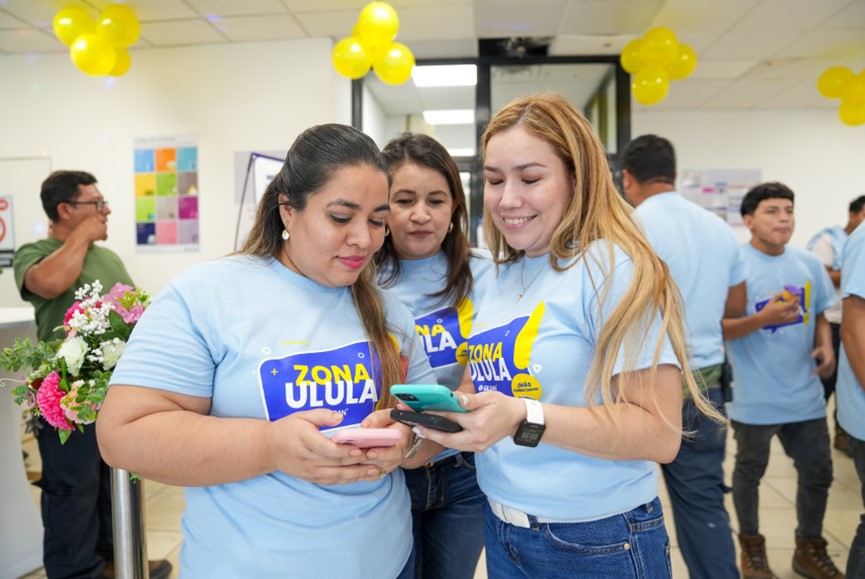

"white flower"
[100, 339, 126, 370]
[57, 336, 89, 376]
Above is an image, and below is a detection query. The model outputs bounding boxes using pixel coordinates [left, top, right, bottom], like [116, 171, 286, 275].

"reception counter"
[0, 307, 43, 579]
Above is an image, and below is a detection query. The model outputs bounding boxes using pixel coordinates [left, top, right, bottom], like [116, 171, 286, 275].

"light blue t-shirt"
[637, 191, 745, 368]
[725, 244, 835, 425]
[468, 243, 679, 520]
[837, 222, 865, 441]
[110, 255, 436, 579]
[378, 250, 494, 463]
[806, 225, 847, 270]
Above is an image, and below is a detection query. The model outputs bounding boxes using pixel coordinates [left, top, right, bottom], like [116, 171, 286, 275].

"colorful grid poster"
[133, 135, 199, 251]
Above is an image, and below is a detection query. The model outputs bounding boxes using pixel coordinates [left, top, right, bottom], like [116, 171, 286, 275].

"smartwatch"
[512, 398, 545, 447]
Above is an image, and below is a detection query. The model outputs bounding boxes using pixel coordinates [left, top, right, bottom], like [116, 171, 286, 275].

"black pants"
[35, 420, 113, 579]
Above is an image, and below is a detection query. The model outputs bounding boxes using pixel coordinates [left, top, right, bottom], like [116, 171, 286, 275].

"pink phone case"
[330, 428, 403, 448]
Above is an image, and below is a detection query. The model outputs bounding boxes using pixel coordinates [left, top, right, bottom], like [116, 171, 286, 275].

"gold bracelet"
[404, 434, 423, 460]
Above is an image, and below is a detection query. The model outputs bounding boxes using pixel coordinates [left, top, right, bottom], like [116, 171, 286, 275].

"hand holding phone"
[390, 409, 463, 433]
[390, 384, 467, 413]
[330, 428, 404, 448]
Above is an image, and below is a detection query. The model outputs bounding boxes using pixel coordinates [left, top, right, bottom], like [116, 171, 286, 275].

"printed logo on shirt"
[756, 282, 811, 333]
[414, 298, 475, 368]
[258, 340, 380, 430]
[467, 303, 545, 398]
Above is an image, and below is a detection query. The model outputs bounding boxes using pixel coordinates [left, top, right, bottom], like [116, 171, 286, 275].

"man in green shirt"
[13, 170, 169, 579]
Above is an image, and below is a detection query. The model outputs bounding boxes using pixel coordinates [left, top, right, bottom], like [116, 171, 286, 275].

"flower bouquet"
[1, 281, 150, 444]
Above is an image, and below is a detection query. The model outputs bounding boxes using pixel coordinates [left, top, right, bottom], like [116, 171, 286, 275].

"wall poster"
[680, 169, 762, 227]
[133, 134, 199, 252]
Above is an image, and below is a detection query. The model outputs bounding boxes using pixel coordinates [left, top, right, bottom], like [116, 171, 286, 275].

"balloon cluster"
[53, 4, 140, 77]
[817, 67, 865, 127]
[332, 2, 415, 85]
[620, 27, 698, 106]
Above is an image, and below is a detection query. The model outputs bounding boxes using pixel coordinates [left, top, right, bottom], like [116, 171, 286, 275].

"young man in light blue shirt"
[723, 182, 841, 579]
[622, 134, 744, 579]
[836, 220, 865, 577]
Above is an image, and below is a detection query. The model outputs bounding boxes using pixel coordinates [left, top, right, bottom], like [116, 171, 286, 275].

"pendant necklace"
[516, 259, 544, 303]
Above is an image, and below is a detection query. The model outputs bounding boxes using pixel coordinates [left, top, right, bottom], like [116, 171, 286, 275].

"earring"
[384, 225, 390, 237]
[447, 222, 454, 233]
[282, 229, 290, 241]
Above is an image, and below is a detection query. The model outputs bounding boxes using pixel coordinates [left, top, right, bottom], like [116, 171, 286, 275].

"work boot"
[792, 536, 844, 578]
[738, 533, 776, 578]
[834, 424, 851, 456]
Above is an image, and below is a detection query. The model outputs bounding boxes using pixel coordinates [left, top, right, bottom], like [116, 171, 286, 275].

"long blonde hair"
[481, 93, 719, 427]
[238, 124, 402, 409]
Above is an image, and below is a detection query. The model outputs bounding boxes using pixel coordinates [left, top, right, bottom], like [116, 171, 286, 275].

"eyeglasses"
[67, 200, 108, 211]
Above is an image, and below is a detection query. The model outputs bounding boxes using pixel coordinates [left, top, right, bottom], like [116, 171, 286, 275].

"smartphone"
[390, 384, 468, 413]
[390, 409, 463, 433]
[330, 428, 404, 448]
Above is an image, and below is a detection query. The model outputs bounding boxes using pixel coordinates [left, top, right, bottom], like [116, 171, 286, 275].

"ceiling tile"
[410, 38, 478, 59]
[475, 0, 567, 38]
[118, 1, 201, 21]
[689, 59, 759, 79]
[395, 5, 474, 41]
[0, 27, 63, 53]
[183, 0, 288, 18]
[731, 0, 853, 32]
[559, 0, 664, 35]
[652, 0, 757, 33]
[293, 9, 358, 38]
[139, 20, 227, 47]
[0, 10, 25, 29]
[213, 14, 305, 42]
[776, 29, 865, 59]
[819, 0, 865, 30]
[0, 0, 95, 29]
[701, 78, 798, 108]
[703, 30, 804, 60]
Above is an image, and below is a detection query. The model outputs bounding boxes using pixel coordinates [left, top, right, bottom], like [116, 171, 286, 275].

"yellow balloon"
[332, 36, 372, 80]
[632, 67, 670, 105]
[640, 27, 679, 67]
[841, 72, 865, 105]
[817, 66, 854, 99]
[97, 4, 141, 48]
[667, 44, 697, 80]
[53, 6, 96, 46]
[373, 42, 415, 85]
[357, 2, 399, 49]
[620, 39, 645, 74]
[70, 33, 116, 76]
[110, 47, 131, 76]
[839, 100, 865, 126]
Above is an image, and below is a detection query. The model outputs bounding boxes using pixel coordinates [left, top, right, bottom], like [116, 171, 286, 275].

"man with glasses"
[13, 170, 170, 579]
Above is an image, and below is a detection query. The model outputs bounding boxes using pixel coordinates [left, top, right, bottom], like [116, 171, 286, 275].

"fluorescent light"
[423, 109, 475, 125]
[447, 148, 476, 157]
[412, 65, 477, 87]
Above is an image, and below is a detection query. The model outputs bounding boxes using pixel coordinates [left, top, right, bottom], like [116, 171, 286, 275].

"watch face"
[513, 421, 545, 447]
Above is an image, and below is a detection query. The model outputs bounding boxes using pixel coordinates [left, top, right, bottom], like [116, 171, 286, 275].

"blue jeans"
[731, 418, 833, 537]
[484, 496, 672, 578]
[847, 433, 865, 578]
[661, 387, 738, 579]
[402, 452, 485, 579]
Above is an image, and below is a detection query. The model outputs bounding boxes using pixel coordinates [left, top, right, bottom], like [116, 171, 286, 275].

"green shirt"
[13, 238, 134, 342]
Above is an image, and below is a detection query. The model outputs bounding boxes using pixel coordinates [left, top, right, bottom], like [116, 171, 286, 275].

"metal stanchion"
[110, 467, 149, 579]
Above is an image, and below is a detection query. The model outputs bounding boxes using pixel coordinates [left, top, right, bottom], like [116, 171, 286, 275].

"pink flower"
[120, 304, 145, 324]
[63, 302, 83, 328]
[103, 283, 141, 323]
[35, 372, 73, 431]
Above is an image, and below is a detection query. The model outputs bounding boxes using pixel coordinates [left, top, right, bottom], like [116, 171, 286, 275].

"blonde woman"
[413, 94, 717, 578]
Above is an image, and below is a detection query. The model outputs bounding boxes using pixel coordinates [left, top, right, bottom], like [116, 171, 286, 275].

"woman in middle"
[375, 132, 494, 579]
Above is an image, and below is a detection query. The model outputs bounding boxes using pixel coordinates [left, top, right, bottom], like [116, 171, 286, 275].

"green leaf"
[59, 429, 71, 445]
[108, 310, 132, 341]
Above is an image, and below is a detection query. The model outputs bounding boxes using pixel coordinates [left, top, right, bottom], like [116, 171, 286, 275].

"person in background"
[722, 182, 842, 579]
[806, 194, 865, 455]
[375, 132, 493, 579]
[412, 93, 721, 578]
[12, 170, 171, 579]
[621, 134, 744, 579]
[96, 124, 437, 579]
[835, 220, 865, 578]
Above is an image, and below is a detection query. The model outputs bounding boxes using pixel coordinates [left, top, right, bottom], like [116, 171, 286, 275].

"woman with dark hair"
[375, 132, 493, 579]
[97, 124, 435, 578]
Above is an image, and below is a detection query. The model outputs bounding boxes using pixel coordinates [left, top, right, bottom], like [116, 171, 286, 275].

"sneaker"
[103, 559, 173, 579]
[738, 533, 776, 578]
[792, 536, 844, 579]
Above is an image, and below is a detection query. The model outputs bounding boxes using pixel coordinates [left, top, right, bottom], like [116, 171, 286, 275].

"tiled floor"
[16, 421, 860, 579]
